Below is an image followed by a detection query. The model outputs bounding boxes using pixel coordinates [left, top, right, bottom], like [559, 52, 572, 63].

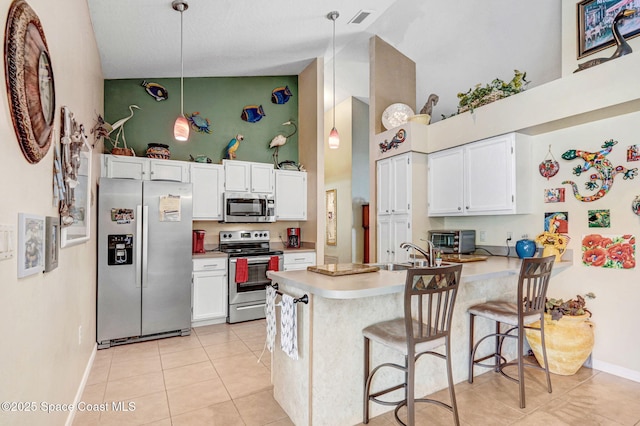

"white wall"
[0, 0, 103, 424]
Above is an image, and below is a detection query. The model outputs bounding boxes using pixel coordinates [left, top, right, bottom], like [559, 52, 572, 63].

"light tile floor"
[76, 319, 640, 425]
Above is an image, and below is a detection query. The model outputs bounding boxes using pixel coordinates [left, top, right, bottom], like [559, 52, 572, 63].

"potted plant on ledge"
[525, 293, 596, 375]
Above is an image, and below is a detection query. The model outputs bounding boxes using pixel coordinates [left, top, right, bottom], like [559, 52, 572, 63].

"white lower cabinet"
[283, 252, 316, 271]
[377, 214, 411, 264]
[192, 257, 228, 325]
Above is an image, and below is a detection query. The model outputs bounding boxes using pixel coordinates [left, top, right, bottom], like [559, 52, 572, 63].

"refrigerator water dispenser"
[108, 234, 133, 265]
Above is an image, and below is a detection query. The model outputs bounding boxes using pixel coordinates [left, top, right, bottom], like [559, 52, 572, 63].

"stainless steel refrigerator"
[97, 178, 193, 348]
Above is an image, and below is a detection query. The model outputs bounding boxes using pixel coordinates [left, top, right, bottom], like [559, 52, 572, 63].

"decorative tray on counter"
[441, 254, 488, 263]
[307, 263, 380, 276]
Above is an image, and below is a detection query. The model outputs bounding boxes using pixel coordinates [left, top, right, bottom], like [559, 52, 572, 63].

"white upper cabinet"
[377, 153, 411, 216]
[223, 160, 274, 194]
[275, 170, 307, 220]
[428, 133, 532, 216]
[101, 154, 189, 182]
[190, 163, 225, 220]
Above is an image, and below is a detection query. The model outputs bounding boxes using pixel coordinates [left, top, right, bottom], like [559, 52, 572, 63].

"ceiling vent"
[348, 10, 374, 24]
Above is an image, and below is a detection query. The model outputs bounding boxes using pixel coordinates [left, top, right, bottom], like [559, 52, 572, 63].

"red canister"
[192, 230, 206, 254]
[287, 228, 300, 248]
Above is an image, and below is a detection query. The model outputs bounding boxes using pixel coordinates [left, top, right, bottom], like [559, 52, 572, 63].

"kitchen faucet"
[399, 241, 434, 267]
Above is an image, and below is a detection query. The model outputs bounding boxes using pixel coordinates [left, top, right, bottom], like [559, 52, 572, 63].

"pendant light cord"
[180, 6, 184, 116]
[332, 13, 336, 128]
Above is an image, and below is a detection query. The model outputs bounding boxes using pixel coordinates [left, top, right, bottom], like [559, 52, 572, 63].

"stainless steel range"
[220, 230, 283, 323]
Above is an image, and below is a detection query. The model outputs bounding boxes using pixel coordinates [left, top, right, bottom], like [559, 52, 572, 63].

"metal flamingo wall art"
[561, 139, 637, 202]
[269, 121, 297, 167]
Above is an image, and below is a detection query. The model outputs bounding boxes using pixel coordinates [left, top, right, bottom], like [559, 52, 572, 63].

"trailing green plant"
[546, 292, 596, 321]
[456, 69, 529, 114]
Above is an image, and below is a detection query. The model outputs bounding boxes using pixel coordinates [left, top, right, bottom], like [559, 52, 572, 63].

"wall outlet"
[78, 325, 82, 345]
[479, 231, 486, 242]
[507, 231, 513, 241]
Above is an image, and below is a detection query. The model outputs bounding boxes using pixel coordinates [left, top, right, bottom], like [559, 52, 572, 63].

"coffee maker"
[286, 227, 300, 248]
[192, 229, 206, 254]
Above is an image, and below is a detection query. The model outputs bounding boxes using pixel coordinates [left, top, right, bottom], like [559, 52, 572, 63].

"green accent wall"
[104, 76, 298, 164]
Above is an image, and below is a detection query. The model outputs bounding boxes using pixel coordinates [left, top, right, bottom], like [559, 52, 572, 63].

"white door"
[377, 159, 392, 215]
[251, 163, 275, 193]
[391, 214, 411, 263]
[224, 160, 251, 192]
[192, 270, 227, 321]
[149, 160, 189, 182]
[275, 170, 307, 220]
[377, 215, 392, 263]
[103, 155, 149, 180]
[465, 135, 514, 214]
[391, 154, 411, 215]
[428, 148, 464, 216]
[191, 163, 224, 220]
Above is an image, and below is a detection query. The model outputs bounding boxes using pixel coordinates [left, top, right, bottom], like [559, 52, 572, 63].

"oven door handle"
[230, 256, 280, 265]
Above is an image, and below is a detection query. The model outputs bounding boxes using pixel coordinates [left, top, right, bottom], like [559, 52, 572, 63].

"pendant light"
[327, 11, 340, 149]
[172, 0, 189, 142]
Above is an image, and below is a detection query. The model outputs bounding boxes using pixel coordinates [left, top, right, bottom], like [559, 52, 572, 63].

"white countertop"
[267, 256, 573, 299]
[192, 251, 227, 259]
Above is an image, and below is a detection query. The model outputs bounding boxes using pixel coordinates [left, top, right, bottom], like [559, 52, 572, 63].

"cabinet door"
[377, 215, 391, 263]
[191, 163, 224, 220]
[283, 252, 316, 271]
[192, 270, 227, 321]
[391, 214, 411, 263]
[103, 155, 149, 180]
[223, 160, 251, 192]
[377, 159, 392, 215]
[391, 154, 411, 215]
[465, 135, 514, 214]
[251, 163, 275, 193]
[149, 160, 189, 182]
[428, 148, 464, 216]
[275, 170, 307, 220]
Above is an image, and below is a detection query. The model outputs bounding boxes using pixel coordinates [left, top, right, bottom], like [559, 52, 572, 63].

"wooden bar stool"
[468, 255, 555, 409]
[363, 264, 463, 425]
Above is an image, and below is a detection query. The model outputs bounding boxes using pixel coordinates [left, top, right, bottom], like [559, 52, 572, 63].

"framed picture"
[326, 189, 337, 246]
[60, 106, 93, 248]
[18, 213, 45, 278]
[577, 0, 640, 59]
[44, 216, 59, 272]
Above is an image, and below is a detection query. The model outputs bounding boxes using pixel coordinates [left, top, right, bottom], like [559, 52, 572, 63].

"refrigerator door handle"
[136, 205, 143, 288]
[142, 205, 149, 288]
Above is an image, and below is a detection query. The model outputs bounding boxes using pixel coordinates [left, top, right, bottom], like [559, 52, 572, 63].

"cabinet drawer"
[284, 252, 316, 265]
[193, 257, 227, 271]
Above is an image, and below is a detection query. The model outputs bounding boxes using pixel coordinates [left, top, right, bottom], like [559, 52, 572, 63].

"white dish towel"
[280, 294, 299, 360]
[265, 286, 277, 352]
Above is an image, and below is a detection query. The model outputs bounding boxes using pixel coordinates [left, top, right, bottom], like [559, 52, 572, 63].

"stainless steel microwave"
[429, 230, 476, 254]
[223, 192, 275, 223]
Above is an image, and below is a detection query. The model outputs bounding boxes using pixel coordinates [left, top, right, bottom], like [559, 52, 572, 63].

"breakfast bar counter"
[266, 257, 572, 426]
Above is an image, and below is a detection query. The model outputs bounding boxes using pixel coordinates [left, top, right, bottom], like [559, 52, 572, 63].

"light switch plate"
[0, 224, 16, 260]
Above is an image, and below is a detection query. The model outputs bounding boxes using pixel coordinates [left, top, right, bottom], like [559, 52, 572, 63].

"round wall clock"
[4, 0, 55, 164]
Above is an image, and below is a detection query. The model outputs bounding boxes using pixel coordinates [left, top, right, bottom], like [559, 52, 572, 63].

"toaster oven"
[429, 230, 476, 254]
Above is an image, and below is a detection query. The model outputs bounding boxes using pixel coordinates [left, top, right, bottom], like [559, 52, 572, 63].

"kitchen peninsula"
[267, 257, 572, 426]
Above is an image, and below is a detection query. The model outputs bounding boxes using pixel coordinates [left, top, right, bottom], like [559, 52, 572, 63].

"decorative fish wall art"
[186, 112, 212, 134]
[241, 105, 266, 123]
[271, 86, 292, 104]
[141, 81, 168, 101]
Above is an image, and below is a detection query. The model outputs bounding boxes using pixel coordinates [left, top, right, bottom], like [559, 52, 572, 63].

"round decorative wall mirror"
[4, 0, 55, 164]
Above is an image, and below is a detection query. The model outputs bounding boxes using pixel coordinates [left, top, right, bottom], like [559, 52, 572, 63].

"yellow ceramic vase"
[542, 245, 565, 262]
[524, 313, 595, 375]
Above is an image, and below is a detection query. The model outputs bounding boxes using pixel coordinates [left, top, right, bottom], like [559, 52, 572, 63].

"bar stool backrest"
[404, 264, 463, 353]
[519, 256, 555, 318]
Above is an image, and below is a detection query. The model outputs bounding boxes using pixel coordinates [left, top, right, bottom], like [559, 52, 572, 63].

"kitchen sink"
[369, 261, 454, 271]
[369, 263, 413, 271]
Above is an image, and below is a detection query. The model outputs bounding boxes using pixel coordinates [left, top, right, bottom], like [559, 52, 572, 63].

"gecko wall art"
[561, 139, 637, 202]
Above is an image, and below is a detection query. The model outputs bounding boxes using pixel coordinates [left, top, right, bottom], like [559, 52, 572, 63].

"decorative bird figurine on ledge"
[574, 9, 635, 73]
[269, 121, 297, 167]
[225, 134, 244, 160]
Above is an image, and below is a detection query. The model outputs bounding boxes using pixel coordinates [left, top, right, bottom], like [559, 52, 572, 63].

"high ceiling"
[87, 0, 396, 79]
[87, 1, 562, 118]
